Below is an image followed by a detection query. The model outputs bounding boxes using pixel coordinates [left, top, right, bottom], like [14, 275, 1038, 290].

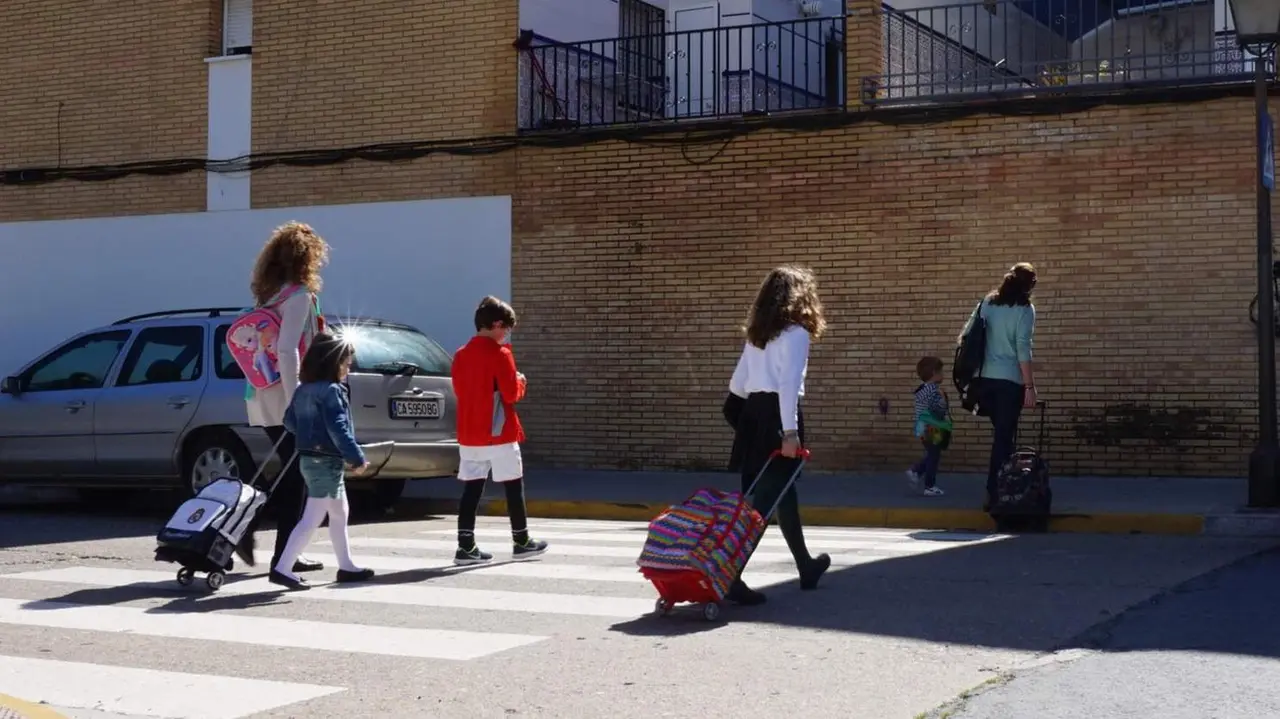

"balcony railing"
[869, 0, 1266, 106]
[516, 16, 847, 130]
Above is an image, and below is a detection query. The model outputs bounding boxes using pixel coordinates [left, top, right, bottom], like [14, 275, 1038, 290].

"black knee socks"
[504, 479, 530, 545]
[774, 486, 813, 568]
[457, 480, 486, 549]
[457, 479, 531, 547]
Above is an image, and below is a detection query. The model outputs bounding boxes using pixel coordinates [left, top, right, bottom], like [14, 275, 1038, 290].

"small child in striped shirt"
[907, 356, 952, 496]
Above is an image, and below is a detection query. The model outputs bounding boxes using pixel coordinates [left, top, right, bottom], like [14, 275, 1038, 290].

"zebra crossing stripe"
[0, 567, 654, 619]
[0, 595, 546, 660]
[0, 655, 342, 719]
[256, 551, 798, 588]
[338, 536, 960, 563]
[415, 527, 1001, 550]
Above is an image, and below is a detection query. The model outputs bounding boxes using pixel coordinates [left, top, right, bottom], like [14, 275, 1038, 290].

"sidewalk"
[404, 468, 1280, 536]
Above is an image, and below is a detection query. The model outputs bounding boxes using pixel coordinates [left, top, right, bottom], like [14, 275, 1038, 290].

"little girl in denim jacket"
[270, 332, 374, 590]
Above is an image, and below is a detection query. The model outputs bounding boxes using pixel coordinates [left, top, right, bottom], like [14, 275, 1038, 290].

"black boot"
[799, 553, 831, 591]
[727, 578, 767, 606]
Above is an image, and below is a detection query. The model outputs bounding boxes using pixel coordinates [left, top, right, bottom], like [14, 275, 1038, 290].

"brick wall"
[248, 0, 518, 207]
[510, 97, 1269, 478]
[0, 0, 214, 221]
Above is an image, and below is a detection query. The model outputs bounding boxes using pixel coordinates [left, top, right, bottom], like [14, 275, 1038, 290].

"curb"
[0, 694, 67, 719]
[405, 497, 1210, 536]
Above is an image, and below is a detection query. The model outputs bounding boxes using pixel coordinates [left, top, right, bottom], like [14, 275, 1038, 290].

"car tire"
[183, 429, 256, 497]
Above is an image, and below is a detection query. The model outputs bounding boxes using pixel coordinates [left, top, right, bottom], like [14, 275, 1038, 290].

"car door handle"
[167, 396, 191, 408]
[64, 400, 86, 413]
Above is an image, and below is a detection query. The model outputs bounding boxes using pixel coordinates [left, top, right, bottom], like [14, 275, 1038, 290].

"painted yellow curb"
[461, 499, 1206, 536]
[0, 694, 67, 719]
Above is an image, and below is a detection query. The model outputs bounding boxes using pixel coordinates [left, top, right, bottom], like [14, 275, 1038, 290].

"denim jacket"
[283, 381, 366, 467]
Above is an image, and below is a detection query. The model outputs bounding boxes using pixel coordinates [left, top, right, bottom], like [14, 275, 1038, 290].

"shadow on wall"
[1071, 404, 1247, 451]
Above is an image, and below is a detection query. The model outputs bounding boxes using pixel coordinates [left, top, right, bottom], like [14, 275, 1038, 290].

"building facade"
[0, 0, 1272, 478]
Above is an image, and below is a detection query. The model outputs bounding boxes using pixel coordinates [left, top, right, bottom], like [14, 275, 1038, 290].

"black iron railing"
[516, 16, 847, 130]
[869, 0, 1265, 105]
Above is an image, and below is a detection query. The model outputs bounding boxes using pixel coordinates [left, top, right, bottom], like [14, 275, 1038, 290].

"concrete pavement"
[0, 507, 1275, 718]
[403, 468, 1263, 536]
[931, 546, 1280, 719]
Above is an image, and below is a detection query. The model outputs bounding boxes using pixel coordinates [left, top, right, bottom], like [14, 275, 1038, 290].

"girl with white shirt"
[724, 265, 832, 606]
[235, 222, 329, 576]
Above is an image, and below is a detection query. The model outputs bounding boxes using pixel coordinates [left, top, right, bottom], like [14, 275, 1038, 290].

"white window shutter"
[223, 0, 253, 54]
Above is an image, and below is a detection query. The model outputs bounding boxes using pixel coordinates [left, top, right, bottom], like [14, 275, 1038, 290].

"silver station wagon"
[0, 308, 460, 504]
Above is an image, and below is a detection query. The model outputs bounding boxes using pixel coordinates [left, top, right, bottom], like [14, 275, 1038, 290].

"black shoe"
[513, 538, 548, 560]
[727, 579, 767, 606]
[454, 545, 494, 566]
[335, 568, 375, 583]
[234, 532, 257, 567]
[799, 553, 831, 591]
[268, 570, 310, 591]
[293, 557, 324, 572]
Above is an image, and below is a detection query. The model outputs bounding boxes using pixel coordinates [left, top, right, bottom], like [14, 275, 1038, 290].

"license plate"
[390, 398, 441, 419]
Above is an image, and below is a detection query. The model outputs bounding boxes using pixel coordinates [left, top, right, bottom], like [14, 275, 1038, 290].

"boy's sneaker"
[922, 486, 945, 496]
[454, 545, 494, 566]
[905, 469, 922, 491]
[513, 538, 548, 560]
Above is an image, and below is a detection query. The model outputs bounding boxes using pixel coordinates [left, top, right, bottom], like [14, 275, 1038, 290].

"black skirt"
[725, 391, 806, 486]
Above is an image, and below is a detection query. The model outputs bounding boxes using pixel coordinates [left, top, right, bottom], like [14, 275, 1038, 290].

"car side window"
[213, 324, 245, 380]
[115, 326, 204, 387]
[22, 330, 133, 392]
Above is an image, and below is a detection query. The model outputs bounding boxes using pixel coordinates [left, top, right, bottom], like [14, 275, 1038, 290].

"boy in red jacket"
[450, 296, 549, 565]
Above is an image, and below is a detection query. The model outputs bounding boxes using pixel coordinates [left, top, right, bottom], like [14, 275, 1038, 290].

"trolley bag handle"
[745, 447, 812, 506]
[1013, 400, 1048, 453]
[246, 431, 298, 495]
[723, 448, 812, 573]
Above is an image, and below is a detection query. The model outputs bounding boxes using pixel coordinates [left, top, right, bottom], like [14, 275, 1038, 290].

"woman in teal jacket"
[959, 263, 1038, 507]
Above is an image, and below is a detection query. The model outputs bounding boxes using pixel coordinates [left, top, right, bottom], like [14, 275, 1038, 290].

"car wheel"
[184, 430, 255, 496]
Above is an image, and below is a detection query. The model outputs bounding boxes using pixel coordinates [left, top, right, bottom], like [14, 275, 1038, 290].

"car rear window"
[339, 323, 452, 377]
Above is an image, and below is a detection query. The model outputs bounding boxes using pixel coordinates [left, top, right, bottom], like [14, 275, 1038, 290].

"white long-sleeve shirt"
[245, 289, 316, 428]
[728, 324, 810, 432]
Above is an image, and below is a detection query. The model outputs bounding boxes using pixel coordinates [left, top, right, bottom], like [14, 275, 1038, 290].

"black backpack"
[953, 299, 987, 413]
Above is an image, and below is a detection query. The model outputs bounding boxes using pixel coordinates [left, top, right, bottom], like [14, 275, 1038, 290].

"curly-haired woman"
[236, 222, 330, 574]
[723, 265, 833, 605]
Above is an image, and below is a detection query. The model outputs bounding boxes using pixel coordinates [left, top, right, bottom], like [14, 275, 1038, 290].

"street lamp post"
[1229, 0, 1280, 507]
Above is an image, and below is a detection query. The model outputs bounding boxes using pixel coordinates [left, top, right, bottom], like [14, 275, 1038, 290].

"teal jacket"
[960, 297, 1035, 385]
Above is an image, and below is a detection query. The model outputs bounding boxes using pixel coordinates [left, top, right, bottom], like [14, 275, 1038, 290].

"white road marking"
[340, 536, 978, 563]
[417, 527, 1005, 550]
[0, 655, 341, 719]
[257, 551, 798, 588]
[1, 567, 655, 619]
[0, 594, 545, 660]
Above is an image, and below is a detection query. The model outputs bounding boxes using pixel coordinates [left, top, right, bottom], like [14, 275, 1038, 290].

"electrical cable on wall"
[0, 81, 1259, 187]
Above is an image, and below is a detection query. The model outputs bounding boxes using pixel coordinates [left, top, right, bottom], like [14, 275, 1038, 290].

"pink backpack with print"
[226, 285, 323, 390]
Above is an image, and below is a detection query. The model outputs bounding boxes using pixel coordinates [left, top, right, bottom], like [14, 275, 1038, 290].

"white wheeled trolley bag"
[154, 433, 295, 591]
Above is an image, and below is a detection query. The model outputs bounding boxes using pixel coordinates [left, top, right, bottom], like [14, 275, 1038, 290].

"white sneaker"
[922, 486, 945, 496]
[905, 469, 922, 491]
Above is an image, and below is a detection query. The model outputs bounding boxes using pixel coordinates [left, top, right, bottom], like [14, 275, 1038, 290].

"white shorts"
[457, 442, 524, 482]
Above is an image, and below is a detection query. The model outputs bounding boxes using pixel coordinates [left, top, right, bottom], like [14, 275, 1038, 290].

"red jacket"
[451, 335, 527, 447]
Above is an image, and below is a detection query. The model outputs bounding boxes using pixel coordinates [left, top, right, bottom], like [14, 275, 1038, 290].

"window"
[115, 326, 205, 387]
[223, 0, 252, 55]
[214, 324, 246, 380]
[338, 324, 453, 377]
[22, 330, 132, 392]
[618, 0, 667, 116]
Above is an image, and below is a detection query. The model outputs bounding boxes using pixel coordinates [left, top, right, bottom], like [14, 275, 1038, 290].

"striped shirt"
[913, 382, 949, 423]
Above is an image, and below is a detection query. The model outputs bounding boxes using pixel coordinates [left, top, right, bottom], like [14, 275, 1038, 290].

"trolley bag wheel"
[702, 602, 721, 622]
[654, 598, 672, 616]
[206, 572, 226, 591]
[176, 568, 195, 586]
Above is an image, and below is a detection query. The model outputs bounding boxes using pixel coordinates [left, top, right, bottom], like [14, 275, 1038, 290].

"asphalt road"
[934, 546, 1280, 719]
[0, 497, 1274, 719]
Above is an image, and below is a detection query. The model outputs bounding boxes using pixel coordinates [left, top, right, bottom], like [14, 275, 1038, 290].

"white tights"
[273, 494, 360, 578]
